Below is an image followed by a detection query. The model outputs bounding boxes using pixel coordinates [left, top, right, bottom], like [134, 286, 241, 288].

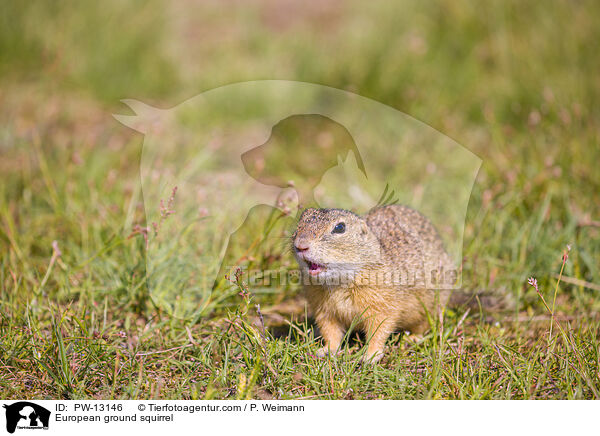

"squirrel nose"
[294, 240, 310, 252]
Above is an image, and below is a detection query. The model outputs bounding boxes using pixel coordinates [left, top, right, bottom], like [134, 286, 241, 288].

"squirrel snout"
[294, 239, 310, 252]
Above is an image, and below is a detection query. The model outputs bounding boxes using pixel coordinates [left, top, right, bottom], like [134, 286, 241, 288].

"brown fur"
[292, 205, 456, 362]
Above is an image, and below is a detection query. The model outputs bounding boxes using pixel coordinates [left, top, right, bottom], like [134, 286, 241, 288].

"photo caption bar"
[1, 400, 596, 436]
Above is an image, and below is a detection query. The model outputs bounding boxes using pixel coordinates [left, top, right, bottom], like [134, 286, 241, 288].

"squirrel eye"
[332, 222, 345, 234]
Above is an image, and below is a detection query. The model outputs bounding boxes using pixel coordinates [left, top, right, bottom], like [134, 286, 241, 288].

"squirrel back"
[365, 205, 456, 289]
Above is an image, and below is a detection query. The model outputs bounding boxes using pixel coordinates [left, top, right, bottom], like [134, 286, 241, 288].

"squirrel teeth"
[307, 261, 324, 275]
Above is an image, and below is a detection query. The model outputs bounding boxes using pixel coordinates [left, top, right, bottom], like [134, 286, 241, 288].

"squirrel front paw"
[360, 350, 385, 364]
[315, 346, 342, 358]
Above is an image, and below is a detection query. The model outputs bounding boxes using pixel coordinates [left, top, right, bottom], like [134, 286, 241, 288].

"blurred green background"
[3, 0, 598, 302]
[1, 0, 599, 399]
[3, 0, 599, 113]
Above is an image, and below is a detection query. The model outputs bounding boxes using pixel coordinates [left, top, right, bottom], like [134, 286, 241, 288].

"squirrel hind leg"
[402, 319, 430, 343]
[404, 332, 425, 344]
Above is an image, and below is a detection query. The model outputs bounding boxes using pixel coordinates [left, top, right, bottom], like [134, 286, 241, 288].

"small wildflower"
[527, 277, 539, 292]
[52, 240, 62, 258]
[128, 224, 150, 249]
[151, 186, 178, 236]
[227, 267, 250, 301]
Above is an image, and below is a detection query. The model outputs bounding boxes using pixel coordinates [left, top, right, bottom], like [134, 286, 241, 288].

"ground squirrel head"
[292, 208, 381, 282]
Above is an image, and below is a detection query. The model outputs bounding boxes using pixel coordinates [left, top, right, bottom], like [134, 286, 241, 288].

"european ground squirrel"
[292, 205, 457, 362]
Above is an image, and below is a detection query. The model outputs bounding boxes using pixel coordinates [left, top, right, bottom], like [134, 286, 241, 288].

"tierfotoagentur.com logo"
[237, 266, 459, 289]
[2, 402, 50, 434]
[114, 80, 481, 321]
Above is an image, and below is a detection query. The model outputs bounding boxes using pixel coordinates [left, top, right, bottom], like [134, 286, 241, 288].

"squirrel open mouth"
[307, 261, 325, 275]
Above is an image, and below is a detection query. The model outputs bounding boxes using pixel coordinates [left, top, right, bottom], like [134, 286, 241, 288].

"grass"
[1, 0, 600, 399]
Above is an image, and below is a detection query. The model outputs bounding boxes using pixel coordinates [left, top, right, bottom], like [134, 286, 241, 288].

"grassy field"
[1, 0, 599, 400]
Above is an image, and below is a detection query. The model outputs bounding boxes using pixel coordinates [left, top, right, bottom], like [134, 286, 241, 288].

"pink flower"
[562, 244, 572, 263]
[527, 277, 539, 292]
